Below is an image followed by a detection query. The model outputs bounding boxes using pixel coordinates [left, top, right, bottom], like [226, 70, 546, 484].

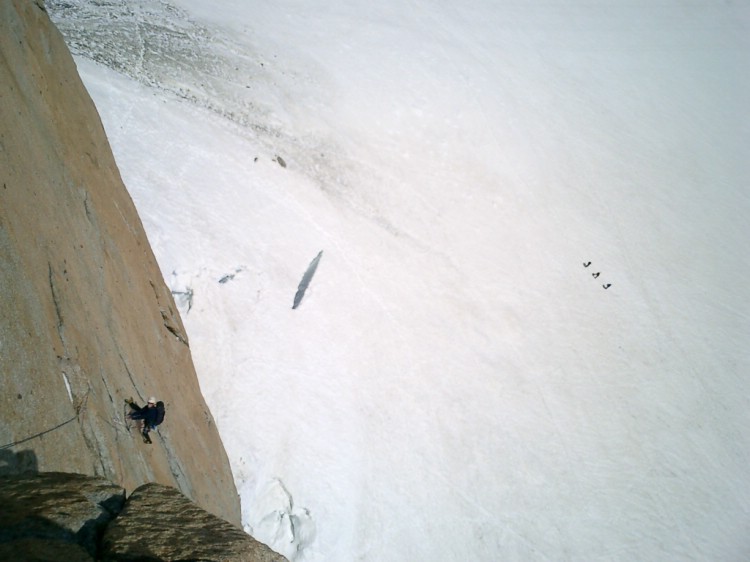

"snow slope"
[49, 0, 750, 559]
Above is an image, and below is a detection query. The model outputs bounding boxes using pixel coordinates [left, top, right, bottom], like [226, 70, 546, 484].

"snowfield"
[49, 0, 750, 560]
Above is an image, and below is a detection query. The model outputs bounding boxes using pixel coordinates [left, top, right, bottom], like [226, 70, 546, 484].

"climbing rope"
[0, 414, 78, 450]
[0, 393, 89, 450]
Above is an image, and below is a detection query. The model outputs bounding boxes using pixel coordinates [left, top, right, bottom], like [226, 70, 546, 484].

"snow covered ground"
[49, 1, 750, 559]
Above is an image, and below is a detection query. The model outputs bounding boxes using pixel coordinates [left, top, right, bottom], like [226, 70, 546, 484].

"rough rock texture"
[0, 537, 93, 562]
[0, 0, 240, 526]
[0, 471, 124, 560]
[0, 473, 286, 561]
[101, 483, 286, 562]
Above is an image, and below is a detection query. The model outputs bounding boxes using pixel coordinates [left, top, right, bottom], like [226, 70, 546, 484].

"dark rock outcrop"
[0, 472, 286, 561]
[102, 482, 286, 562]
[0, 472, 124, 560]
[0, 0, 239, 527]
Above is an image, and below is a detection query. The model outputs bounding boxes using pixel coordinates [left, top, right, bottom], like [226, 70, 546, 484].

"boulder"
[0, 472, 125, 560]
[0, 473, 287, 561]
[101, 483, 286, 562]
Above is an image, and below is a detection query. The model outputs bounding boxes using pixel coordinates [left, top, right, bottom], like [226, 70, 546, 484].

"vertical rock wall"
[0, 0, 241, 526]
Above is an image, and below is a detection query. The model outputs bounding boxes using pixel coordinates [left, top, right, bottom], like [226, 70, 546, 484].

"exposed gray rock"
[102, 483, 287, 562]
[292, 251, 323, 310]
[0, 472, 125, 559]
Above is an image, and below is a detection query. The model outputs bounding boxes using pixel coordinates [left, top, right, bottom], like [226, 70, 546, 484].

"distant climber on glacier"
[125, 396, 165, 444]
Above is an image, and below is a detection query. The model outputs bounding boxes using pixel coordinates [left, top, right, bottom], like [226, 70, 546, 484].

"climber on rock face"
[125, 396, 165, 444]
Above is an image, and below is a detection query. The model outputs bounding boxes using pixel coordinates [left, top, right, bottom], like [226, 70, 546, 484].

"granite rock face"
[0, 472, 124, 560]
[102, 482, 286, 562]
[0, 473, 286, 561]
[0, 0, 240, 526]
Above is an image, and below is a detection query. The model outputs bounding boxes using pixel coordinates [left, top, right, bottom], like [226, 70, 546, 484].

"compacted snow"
[49, 1, 750, 560]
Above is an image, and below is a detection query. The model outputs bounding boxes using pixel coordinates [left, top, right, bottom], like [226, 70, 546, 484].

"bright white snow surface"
[49, 0, 749, 559]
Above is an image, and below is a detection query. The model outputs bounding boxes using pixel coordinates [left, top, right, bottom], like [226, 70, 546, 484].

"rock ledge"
[0, 472, 286, 562]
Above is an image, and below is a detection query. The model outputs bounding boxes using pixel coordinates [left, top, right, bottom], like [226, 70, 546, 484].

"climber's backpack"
[154, 401, 166, 426]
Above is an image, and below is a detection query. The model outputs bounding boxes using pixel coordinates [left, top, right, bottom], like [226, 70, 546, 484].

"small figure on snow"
[592, 272, 600, 279]
[125, 396, 165, 444]
[583, 261, 591, 267]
